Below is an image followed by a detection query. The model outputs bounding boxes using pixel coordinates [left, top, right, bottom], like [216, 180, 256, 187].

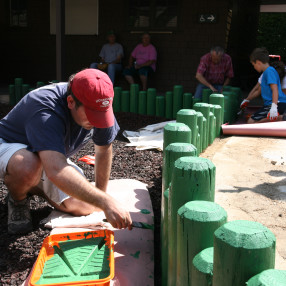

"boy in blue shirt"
[241, 48, 286, 123]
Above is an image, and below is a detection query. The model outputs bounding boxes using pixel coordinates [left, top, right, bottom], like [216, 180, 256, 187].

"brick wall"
[1, 0, 258, 93]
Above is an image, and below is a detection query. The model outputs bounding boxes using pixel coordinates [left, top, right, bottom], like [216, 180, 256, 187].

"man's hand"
[240, 99, 250, 109]
[103, 195, 132, 230]
[267, 103, 279, 121]
[210, 85, 218, 93]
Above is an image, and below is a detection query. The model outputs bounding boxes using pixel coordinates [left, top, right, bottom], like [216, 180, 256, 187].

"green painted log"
[208, 112, 216, 145]
[168, 157, 216, 286]
[183, 93, 193, 109]
[192, 97, 201, 107]
[223, 94, 231, 123]
[246, 269, 286, 286]
[14, 78, 23, 103]
[173, 85, 183, 118]
[36, 81, 45, 88]
[212, 105, 222, 137]
[191, 247, 214, 286]
[138, 91, 147, 115]
[209, 94, 224, 123]
[165, 91, 173, 119]
[202, 117, 207, 151]
[193, 103, 210, 134]
[22, 84, 30, 98]
[162, 143, 197, 197]
[9, 85, 16, 106]
[176, 109, 197, 146]
[230, 86, 242, 110]
[202, 89, 213, 103]
[213, 220, 276, 286]
[147, 88, 156, 116]
[156, 96, 165, 117]
[208, 104, 215, 114]
[162, 143, 198, 286]
[196, 126, 201, 154]
[223, 85, 231, 91]
[161, 189, 170, 286]
[163, 122, 192, 152]
[130, 84, 139, 113]
[223, 91, 237, 123]
[121, 90, 130, 112]
[196, 112, 203, 152]
[113, 87, 122, 112]
[176, 201, 227, 286]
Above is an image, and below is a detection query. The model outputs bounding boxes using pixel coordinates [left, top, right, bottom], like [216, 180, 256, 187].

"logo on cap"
[102, 100, 110, 107]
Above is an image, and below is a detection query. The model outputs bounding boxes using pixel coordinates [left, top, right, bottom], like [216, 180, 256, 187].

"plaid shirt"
[197, 53, 234, 85]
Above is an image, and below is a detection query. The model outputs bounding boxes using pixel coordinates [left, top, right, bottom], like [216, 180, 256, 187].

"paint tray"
[29, 230, 114, 286]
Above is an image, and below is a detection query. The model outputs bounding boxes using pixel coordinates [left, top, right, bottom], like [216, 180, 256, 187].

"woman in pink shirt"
[124, 33, 157, 91]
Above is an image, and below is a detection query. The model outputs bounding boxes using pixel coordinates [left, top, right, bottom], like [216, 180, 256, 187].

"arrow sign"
[198, 14, 217, 23]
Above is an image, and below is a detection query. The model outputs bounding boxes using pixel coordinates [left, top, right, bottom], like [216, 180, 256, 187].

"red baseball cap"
[70, 69, 114, 128]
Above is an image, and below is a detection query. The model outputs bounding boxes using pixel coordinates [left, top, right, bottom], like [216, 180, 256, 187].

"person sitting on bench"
[123, 33, 157, 91]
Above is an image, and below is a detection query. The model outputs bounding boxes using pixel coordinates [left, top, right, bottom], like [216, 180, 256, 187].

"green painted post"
[147, 88, 156, 116]
[196, 126, 201, 154]
[121, 90, 130, 112]
[192, 97, 201, 107]
[223, 85, 231, 91]
[9, 85, 16, 106]
[113, 87, 122, 112]
[212, 105, 222, 137]
[223, 94, 230, 123]
[14, 78, 23, 103]
[162, 189, 170, 286]
[161, 143, 197, 286]
[165, 91, 173, 119]
[22, 84, 30, 98]
[163, 122, 192, 152]
[173, 85, 183, 118]
[176, 109, 197, 146]
[196, 112, 204, 152]
[193, 103, 210, 139]
[202, 89, 213, 103]
[36, 81, 45, 88]
[246, 269, 286, 286]
[168, 157, 216, 286]
[138, 91, 147, 115]
[176, 201, 227, 285]
[202, 117, 207, 151]
[208, 112, 216, 145]
[191, 247, 214, 286]
[209, 94, 224, 123]
[231, 86, 242, 110]
[213, 220, 276, 286]
[130, 84, 139, 113]
[156, 96, 165, 117]
[223, 91, 237, 123]
[183, 93, 193, 109]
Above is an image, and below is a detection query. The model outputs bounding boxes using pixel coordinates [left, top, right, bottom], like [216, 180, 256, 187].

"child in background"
[242, 48, 286, 123]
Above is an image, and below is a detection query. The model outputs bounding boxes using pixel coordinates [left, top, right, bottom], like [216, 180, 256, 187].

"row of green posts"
[160, 108, 286, 285]
[113, 84, 241, 123]
[9, 78, 59, 106]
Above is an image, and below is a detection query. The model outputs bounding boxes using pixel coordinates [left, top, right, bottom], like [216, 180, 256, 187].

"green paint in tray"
[36, 237, 110, 285]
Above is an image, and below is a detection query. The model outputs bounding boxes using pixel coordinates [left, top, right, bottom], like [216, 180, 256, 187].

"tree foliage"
[257, 13, 286, 62]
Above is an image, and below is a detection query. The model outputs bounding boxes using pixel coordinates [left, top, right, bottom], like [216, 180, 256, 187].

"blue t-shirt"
[0, 83, 119, 157]
[261, 66, 286, 106]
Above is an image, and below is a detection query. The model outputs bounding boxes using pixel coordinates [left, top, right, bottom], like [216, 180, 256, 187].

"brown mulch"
[0, 107, 165, 285]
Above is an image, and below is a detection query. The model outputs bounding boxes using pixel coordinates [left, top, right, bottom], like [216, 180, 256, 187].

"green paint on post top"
[191, 247, 214, 286]
[130, 251, 140, 259]
[141, 209, 151, 214]
[246, 269, 286, 285]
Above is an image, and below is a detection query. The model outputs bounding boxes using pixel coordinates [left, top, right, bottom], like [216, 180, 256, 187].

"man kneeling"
[0, 69, 132, 234]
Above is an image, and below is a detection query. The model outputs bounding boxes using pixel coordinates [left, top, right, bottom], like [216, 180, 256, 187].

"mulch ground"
[0, 106, 165, 286]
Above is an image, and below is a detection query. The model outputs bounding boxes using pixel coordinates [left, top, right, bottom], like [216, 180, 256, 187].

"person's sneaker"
[7, 194, 33, 234]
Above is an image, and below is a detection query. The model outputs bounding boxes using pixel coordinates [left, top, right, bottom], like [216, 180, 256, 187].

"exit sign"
[199, 14, 217, 23]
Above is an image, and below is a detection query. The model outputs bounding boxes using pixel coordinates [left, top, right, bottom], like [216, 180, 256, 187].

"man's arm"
[38, 150, 131, 229]
[94, 144, 112, 192]
[196, 73, 218, 92]
[270, 83, 279, 104]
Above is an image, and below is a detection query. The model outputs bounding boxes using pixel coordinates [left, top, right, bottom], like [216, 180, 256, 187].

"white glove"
[267, 103, 279, 121]
[240, 99, 250, 109]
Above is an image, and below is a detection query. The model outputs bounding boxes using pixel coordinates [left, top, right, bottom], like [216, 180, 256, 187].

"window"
[129, 0, 178, 30]
[10, 0, 27, 27]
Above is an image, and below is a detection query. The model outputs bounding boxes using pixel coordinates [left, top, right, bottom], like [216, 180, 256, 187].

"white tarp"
[122, 120, 175, 151]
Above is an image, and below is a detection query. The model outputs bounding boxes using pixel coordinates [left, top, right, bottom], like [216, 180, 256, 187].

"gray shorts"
[0, 138, 84, 206]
